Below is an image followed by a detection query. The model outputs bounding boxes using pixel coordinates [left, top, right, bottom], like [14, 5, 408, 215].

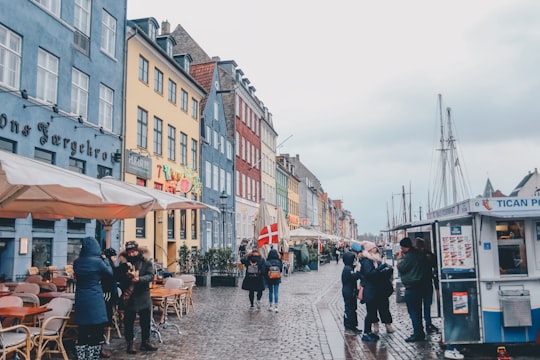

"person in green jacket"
[397, 237, 430, 342]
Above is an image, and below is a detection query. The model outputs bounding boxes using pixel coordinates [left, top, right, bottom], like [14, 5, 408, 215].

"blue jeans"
[405, 287, 424, 336]
[268, 283, 279, 304]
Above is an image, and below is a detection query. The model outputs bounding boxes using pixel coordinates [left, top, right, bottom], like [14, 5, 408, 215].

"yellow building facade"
[123, 19, 206, 271]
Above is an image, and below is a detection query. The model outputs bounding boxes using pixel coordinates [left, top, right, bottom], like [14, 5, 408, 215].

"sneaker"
[426, 324, 439, 333]
[361, 332, 379, 342]
[405, 333, 425, 342]
[255, 300, 261, 309]
[372, 323, 379, 334]
[385, 324, 395, 333]
[274, 306, 279, 313]
[268, 304, 273, 311]
[444, 349, 464, 359]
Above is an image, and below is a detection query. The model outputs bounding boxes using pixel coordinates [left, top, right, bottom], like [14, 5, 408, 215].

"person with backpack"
[263, 248, 283, 312]
[240, 249, 265, 310]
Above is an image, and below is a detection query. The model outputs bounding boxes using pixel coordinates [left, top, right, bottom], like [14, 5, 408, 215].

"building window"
[213, 164, 218, 191]
[147, 22, 156, 41]
[226, 141, 233, 160]
[68, 157, 85, 173]
[137, 107, 148, 148]
[67, 238, 82, 265]
[138, 56, 148, 84]
[154, 117, 162, 156]
[167, 211, 174, 239]
[74, 0, 91, 35]
[154, 67, 163, 94]
[37, 48, 58, 104]
[191, 139, 197, 170]
[179, 132, 187, 165]
[213, 101, 219, 121]
[136, 217, 146, 238]
[213, 130, 218, 150]
[98, 84, 113, 131]
[0, 25, 22, 89]
[34, 148, 54, 164]
[70, 68, 89, 119]
[101, 10, 116, 57]
[180, 210, 186, 239]
[168, 79, 176, 104]
[205, 161, 211, 188]
[97, 165, 111, 178]
[180, 89, 188, 111]
[35, 0, 61, 16]
[167, 125, 176, 161]
[191, 209, 197, 239]
[31, 237, 52, 268]
[497, 220, 528, 276]
[191, 98, 198, 119]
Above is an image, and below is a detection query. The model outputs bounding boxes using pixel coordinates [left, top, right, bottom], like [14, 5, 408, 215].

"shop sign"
[125, 150, 152, 179]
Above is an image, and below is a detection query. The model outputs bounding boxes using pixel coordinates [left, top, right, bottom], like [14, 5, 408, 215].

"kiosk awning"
[477, 210, 540, 219]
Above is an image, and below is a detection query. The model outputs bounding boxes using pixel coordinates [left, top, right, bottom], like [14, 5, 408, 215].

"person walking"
[100, 248, 119, 358]
[334, 247, 340, 264]
[359, 241, 394, 342]
[118, 240, 158, 354]
[397, 237, 429, 342]
[264, 248, 283, 312]
[341, 251, 363, 335]
[73, 237, 113, 360]
[415, 237, 439, 333]
[240, 249, 265, 310]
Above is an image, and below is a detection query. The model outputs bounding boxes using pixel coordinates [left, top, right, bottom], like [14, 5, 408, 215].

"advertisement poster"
[452, 292, 469, 314]
[440, 225, 474, 271]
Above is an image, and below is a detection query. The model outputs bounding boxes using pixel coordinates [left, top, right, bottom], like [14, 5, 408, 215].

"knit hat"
[362, 241, 377, 252]
[125, 241, 139, 251]
[399, 237, 413, 248]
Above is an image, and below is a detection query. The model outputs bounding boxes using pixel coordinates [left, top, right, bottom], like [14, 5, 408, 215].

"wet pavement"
[92, 261, 539, 360]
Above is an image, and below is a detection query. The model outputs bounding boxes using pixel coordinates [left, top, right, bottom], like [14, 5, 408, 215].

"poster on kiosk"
[406, 196, 540, 346]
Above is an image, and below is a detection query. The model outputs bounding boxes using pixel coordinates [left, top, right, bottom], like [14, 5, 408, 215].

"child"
[341, 251, 362, 335]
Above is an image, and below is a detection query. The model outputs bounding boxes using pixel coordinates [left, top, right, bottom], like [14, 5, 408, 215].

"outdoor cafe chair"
[11, 293, 40, 326]
[13, 283, 40, 295]
[153, 278, 184, 320]
[178, 274, 196, 314]
[0, 321, 33, 360]
[0, 296, 24, 328]
[27, 297, 72, 360]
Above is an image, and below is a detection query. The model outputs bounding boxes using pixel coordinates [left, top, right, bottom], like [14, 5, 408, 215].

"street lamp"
[219, 190, 228, 248]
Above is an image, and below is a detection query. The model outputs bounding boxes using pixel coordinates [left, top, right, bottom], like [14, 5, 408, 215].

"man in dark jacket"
[341, 251, 362, 335]
[415, 237, 439, 333]
[397, 237, 429, 342]
[118, 240, 157, 354]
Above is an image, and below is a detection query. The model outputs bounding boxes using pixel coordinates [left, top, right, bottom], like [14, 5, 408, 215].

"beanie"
[399, 237, 413, 248]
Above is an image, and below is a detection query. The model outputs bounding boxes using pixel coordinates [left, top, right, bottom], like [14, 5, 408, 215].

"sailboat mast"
[446, 107, 458, 204]
[438, 94, 448, 206]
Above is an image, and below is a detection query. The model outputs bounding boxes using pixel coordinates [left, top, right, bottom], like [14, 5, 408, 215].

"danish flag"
[257, 223, 279, 248]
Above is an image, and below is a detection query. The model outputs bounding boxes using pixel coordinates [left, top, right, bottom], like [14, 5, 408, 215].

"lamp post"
[219, 190, 228, 248]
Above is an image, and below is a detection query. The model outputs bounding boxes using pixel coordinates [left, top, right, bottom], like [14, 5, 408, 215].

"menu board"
[440, 225, 475, 271]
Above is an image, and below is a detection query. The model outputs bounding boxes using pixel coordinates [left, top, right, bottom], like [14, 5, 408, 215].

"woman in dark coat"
[359, 241, 394, 342]
[74, 237, 113, 360]
[341, 251, 362, 334]
[263, 249, 283, 312]
[240, 249, 265, 309]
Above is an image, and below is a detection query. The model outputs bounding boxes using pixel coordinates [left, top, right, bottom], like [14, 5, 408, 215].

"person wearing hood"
[73, 237, 113, 360]
[359, 241, 394, 342]
[263, 248, 283, 312]
[118, 240, 157, 354]
[240, 249, 266, 310]
[341, 250, 362, 335]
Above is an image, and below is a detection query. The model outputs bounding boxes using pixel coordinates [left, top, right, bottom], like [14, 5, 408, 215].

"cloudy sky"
[127, 0, 540, 235]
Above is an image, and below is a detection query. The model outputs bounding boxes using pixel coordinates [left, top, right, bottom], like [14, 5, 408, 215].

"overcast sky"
[127, 0, 540, 235]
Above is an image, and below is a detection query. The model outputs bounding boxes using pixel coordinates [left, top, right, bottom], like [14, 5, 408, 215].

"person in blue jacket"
[74, 237, 112, 360]
[263, 248, 283, 312]
[341, 251, 362, 335]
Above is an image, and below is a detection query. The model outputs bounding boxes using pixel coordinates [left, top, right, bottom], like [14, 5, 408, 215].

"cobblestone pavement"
[92, 262, 538, 360]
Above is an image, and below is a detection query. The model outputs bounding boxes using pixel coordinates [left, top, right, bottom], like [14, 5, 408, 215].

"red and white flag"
[257, 223, 279, 248]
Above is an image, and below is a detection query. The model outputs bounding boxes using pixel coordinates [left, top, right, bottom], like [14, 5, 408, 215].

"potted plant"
[209, 248, 239, 287]
[308, 246, 319, 271]
[177, 244, 209, 286]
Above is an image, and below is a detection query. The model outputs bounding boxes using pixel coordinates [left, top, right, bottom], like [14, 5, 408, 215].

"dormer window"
[148, 22, 156, 41]
[166, 39, 173, 57]
[184, 58, 190, 73]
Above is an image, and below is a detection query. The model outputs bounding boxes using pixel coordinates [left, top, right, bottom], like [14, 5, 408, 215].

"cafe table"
[0, 306, 52, 324]
[149, 287, 187, 342]
[37, 291, 75, 305]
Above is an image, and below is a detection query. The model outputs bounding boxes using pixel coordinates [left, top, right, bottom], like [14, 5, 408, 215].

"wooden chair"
[152, 278, 184, 321]
[28, 267, 40, 276]
[0, 322, 33, 360]
[28, 297, 72, 360]
[178, 274, 196, 314]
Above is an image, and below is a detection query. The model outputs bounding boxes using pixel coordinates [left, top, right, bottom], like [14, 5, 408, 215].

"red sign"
[257, 223, 278, 248]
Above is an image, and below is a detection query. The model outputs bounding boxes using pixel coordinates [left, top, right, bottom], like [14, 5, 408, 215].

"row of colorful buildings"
[0, 1, 357, 280]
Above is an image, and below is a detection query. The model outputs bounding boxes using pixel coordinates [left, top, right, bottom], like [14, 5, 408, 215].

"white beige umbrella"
[276, 206, 290, 253]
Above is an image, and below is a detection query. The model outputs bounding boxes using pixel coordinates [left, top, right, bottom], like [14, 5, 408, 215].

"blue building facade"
[0, 0, 127, 281]
[190, 61, 235, 252]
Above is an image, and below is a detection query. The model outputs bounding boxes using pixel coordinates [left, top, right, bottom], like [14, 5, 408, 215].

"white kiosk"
[400, 196, 540, 345]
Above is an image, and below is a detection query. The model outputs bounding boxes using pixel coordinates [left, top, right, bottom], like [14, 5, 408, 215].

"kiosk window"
[496, 221, 527, 275]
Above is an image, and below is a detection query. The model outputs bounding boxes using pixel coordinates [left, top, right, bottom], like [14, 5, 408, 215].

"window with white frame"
[220, 168, 225, 193]
[220, 135, 224, 154]
[37, 48, 58, 104]
[181, 89, 188, 111]
[35, 0, 61, 16]
[147, 22, 156, 41]
[205, 125, 211, 144]
[226, 172, 232, 196]
[235, 170, 239, 196]
[168, 79, 176, 104]
[235, 132, 239, 157]
[191, 98, 198, 119]
[213, 164, 219, 191]
[213, 130, 218, 150]
[205, 161, 211, 188]
[241, 137, 245, 160]
[226, 141, 233, 160]
[154, 67, 163, 94]
[136, 107, 148, 148]
[180, 132, 187, 165]
[0, 25, 22, 89]
[213, 100, 219, 121]
[74, 0, 91, 35]
[242, 173, 246, 198]
[71, 68, 89, 119]
[101, 10, 116, 57]
[138, 56, 148, 84]
[98, 84, 113, 130]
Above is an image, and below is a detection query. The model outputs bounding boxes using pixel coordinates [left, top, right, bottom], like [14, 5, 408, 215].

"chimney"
[161, 20, 170, 35]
